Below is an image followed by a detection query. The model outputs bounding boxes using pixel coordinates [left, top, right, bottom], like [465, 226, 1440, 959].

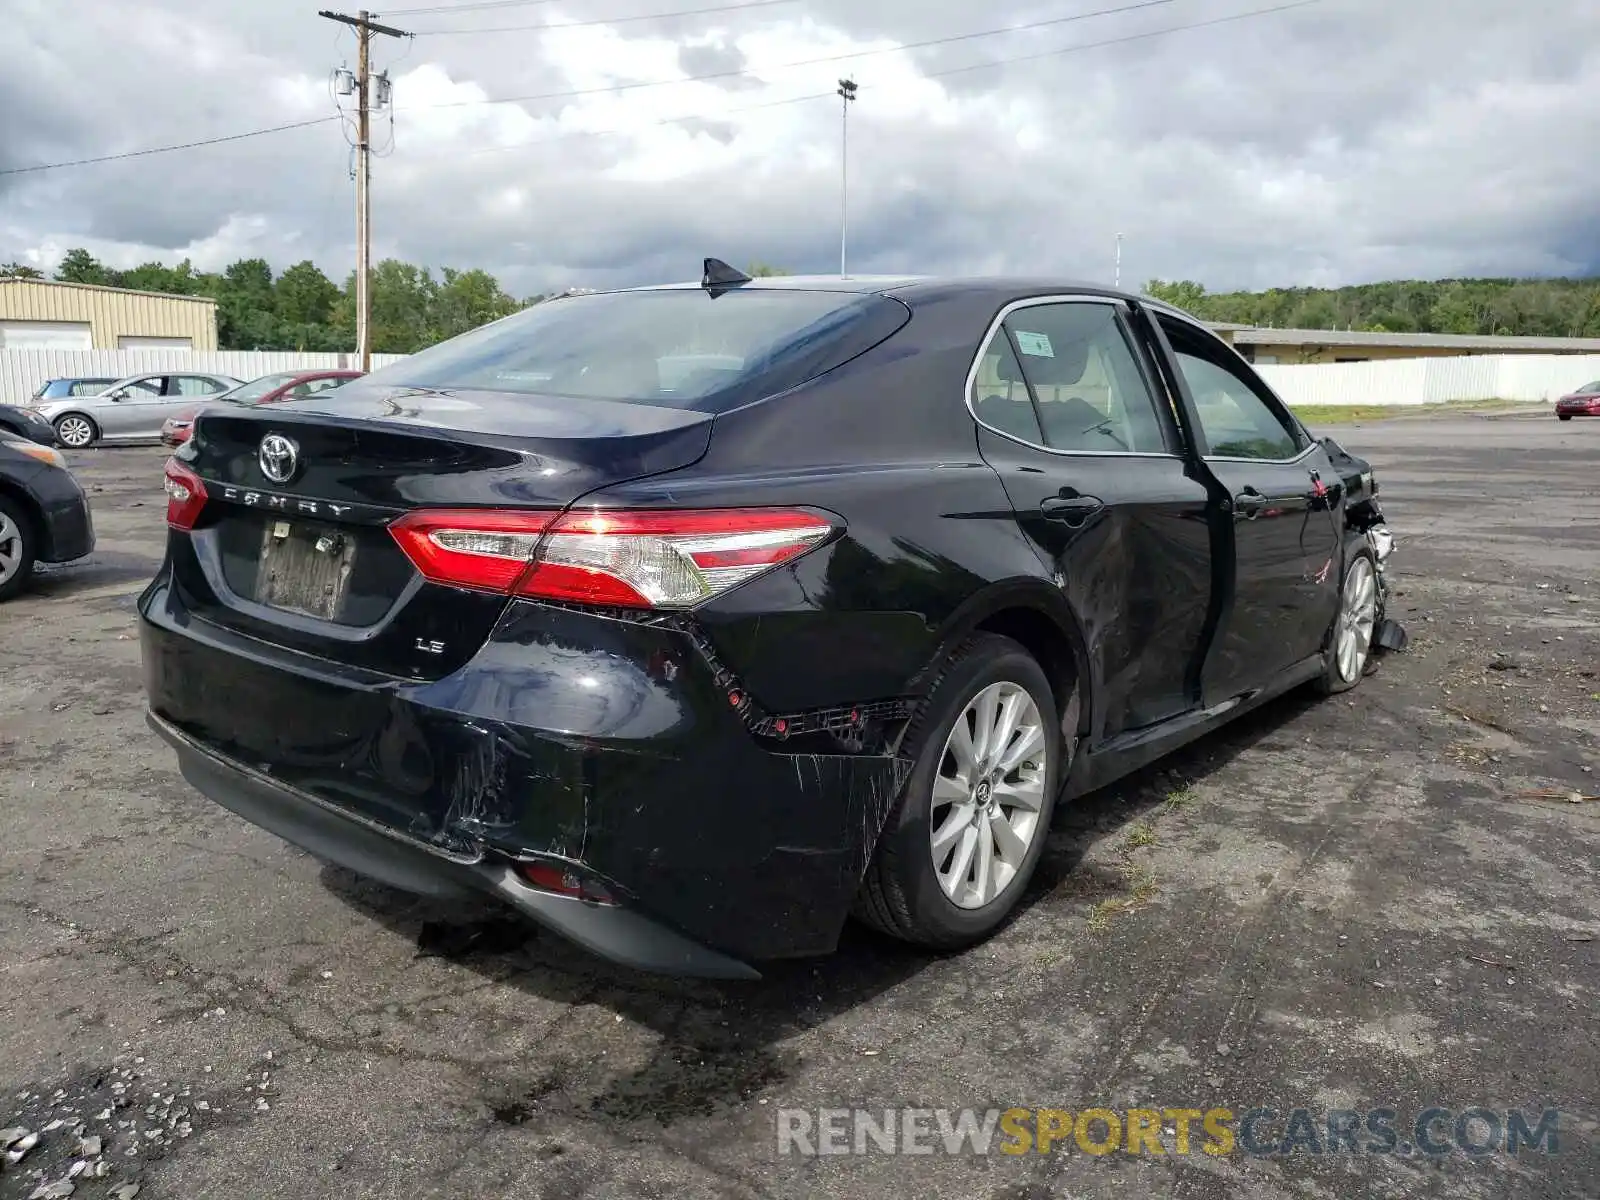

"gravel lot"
[1, 415, 1596, 1199]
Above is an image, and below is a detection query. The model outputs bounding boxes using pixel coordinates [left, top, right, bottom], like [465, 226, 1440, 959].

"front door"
[1155, 318, 1341, 703]
[972, 297, 1214, 740]
[98, 375, 167, 439]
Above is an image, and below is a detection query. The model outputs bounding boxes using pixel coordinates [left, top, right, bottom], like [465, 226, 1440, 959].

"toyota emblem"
[258, 433, 300, 484]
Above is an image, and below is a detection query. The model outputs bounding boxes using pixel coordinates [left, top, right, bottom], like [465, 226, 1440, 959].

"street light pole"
[1115, 232, 1123, 290]
[837, 77, 857, 277]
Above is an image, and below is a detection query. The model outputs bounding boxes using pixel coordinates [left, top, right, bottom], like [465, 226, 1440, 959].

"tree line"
[0, 251, 527, 354]
[1144, 276, 1600, 339]
[7, 252, 1597, 349]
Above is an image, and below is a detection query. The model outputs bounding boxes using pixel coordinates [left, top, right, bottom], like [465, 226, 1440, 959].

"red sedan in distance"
[161, 369, 363, 446]
[1555, 380, 1600, 421]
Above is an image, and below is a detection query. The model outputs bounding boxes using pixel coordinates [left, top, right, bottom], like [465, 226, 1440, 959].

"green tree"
[274, 260, 340, 327]
[0, 262, 43, 279]
[55, 248, 109, 285]
[427, 267, 520, 343]
[1144, 279, 1208, 312]
[747, 262, 791, 278]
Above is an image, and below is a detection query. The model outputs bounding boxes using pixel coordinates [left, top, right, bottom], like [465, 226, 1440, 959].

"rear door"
[1152, 315, 1341, 703]
[972, 297, 1215, 738]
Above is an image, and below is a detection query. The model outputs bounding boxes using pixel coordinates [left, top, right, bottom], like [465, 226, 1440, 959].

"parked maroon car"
[1555, 380, 1600, 421]
[160, 370, 363, 446]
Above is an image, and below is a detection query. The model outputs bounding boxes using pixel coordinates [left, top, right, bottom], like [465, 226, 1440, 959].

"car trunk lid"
[171, 386, 712, 677]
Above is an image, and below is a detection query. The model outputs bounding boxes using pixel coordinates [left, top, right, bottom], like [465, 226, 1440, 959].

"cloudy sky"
[2, 0, 1597, 297]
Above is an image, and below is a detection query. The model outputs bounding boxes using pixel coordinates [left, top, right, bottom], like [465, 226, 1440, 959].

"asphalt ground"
[1, 414, 1596, 1199]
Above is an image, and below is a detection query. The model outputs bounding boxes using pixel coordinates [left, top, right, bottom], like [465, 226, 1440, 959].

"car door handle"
[1233, 488, 1268, 518]
[1040, 495, 1104, 524]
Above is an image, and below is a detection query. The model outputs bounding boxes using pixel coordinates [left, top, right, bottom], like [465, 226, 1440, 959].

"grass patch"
[1291, 398, 1540, 426]
[1163, 787, 1197, 812]
[1122, 822, 1157, 850]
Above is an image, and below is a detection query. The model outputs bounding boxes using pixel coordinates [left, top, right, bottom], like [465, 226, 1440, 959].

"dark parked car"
[140, 264, 1402, 978]
[1555, 380, 1600, 420]
[0, 402, 62, 446]
[0, 435, 95, 600]
[160, 369, 364, 446]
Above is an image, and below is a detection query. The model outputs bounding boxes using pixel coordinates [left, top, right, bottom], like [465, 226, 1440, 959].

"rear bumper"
[138, 575, 910, 973]
[147, 711, 759, 979]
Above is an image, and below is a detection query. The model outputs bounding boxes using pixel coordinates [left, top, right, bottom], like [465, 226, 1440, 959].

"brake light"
[388, 509, 555, 592]
[164, 458, 207, 530]
[387, 507, 835, 608]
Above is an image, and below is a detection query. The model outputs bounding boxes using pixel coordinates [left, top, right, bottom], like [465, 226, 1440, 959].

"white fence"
[0, 349, 408, 406]
[1257, 353, 1600, 407]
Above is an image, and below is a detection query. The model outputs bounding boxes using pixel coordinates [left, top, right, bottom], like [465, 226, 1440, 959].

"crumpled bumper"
[139, 581, 913, 975]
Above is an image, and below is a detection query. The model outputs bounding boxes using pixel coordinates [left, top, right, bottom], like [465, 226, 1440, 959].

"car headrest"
[997, 335, 1089, 386]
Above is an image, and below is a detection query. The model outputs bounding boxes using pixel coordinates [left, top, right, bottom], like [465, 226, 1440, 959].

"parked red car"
[160, 370, 363, 446]
[1555, 380, 1600, 421]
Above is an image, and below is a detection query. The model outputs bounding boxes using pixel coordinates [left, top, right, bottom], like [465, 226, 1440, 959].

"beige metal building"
[0, 278, 218, 351]
[1226, 327, 1600, 365]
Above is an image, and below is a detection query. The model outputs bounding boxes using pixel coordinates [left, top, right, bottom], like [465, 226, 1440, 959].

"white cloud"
[2, 0, 1598, 295]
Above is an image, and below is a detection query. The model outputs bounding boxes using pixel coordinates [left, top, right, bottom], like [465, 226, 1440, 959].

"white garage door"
[117, 335, 193, 350]
[0, 320, 92, 350]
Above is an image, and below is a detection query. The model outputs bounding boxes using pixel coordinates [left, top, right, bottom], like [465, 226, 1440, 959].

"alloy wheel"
[1335, 556, 1377, 682]
[56, 416, 94, 448]
[930, 680, 1049, 910]
[0, 512, 22, 586]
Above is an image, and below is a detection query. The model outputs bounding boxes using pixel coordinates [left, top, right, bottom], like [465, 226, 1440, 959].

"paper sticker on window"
[1014, 331, 1054, 358]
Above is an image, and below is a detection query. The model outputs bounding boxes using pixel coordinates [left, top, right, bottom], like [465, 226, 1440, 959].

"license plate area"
[254, 518, 358, 620]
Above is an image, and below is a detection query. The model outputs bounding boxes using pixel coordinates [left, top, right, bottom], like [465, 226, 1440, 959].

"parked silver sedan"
[31, 371, 240, 448]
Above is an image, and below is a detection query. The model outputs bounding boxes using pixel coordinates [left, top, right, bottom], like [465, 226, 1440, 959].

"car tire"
[1557, 414, 1572, 421]
[855, 633, 1062, 949]
[0, 495, 37, 602]
[1314, 548, 1378, 696]
[53, 414, 99, 449]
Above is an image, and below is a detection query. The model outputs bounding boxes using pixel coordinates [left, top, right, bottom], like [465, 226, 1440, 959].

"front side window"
[1580, 381, 1600, 395]
[971, 302, 1170, 454]
[359, 288, 909, 411]
[124, 377, 163, 397]
[1163, 322, 1302, 460]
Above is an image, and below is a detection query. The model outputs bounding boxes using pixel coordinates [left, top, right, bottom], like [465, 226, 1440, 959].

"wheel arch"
[919, 578, 1094, 746]
[51, 409, 99, 439]
[0, 478, 42, 554]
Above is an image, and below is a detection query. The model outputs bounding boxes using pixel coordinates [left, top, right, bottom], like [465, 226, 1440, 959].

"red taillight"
[164, 458, 207, 530]
[387, 506, 835, 608]
[388, 509, 555, 592]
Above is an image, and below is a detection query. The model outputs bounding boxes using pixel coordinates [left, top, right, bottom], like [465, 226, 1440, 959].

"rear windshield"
[357, 287, 910, 410]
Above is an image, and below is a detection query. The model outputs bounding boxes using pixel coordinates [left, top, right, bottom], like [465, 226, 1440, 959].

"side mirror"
[109, 389, 128, 400]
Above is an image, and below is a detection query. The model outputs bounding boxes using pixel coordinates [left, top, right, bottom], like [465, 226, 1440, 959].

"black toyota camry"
[140, 262, 1401, 979]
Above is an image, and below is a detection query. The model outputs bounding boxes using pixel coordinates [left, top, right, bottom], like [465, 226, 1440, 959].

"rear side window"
[970, 333, 1045, 443]
[970, 301, 1171, 454]
[358, 288, 910, 411]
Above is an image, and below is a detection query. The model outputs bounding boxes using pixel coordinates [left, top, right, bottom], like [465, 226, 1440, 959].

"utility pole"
[320, 9, 409, 370]
[837, 78, 857, 278]
[1115, 232, 1123, 290]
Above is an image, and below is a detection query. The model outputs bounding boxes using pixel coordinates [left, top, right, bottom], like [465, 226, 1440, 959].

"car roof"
[600, 272, 1200, 320]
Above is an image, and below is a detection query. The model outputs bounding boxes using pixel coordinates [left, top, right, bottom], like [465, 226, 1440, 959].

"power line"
[385, 0, 559, 15]
[0, 0, 1322, 179]
[401, 0, 1183, 111]
[412, 0, 803, 36]
[0, 117, 342, 177]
